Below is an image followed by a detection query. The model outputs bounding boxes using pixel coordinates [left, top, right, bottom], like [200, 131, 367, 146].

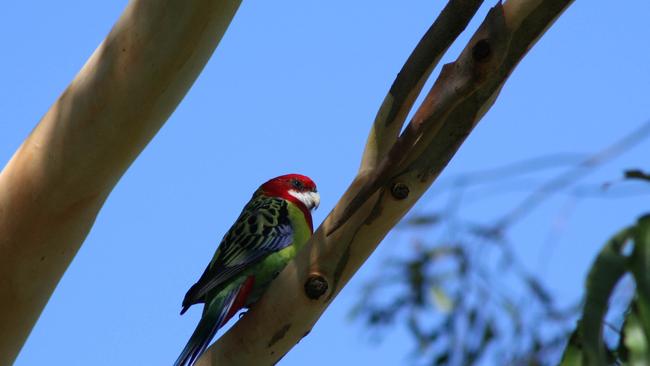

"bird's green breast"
[244, 200, 312, 304]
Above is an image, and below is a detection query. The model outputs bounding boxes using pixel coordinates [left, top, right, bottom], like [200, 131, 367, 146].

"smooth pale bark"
[0, 1, 240, 364]
[200, 0, 574, 364]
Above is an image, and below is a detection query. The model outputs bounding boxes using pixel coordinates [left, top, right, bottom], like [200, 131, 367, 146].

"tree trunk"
[0, 1, 240, 364]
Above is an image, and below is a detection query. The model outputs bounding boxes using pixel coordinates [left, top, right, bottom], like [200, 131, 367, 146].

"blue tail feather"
[173, 286, 240, 366]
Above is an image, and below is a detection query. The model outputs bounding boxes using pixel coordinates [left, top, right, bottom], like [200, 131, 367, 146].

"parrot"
[173, 174, 319, 366]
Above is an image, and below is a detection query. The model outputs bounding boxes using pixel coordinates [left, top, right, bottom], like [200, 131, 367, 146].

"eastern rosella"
[174, 174, 319, 366]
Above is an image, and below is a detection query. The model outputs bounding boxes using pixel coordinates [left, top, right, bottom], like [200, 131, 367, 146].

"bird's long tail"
[173, 276, 255, 366]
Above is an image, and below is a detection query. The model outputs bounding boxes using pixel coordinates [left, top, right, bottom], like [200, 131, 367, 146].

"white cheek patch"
[288, 190, 320, 211]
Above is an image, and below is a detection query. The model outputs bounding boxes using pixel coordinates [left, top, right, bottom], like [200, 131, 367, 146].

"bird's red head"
[259, 174, 319, 230]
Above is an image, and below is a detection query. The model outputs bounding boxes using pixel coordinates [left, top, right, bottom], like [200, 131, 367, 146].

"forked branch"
[201, 0, 574, 365]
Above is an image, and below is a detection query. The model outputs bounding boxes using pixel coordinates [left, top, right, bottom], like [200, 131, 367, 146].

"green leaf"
[403, 213, 441, 227]
[430, 286, 454, 313]
[622, 306, 649, 366]
[630, 215, 650, 352]
[433, 351, 450, 365]
[558, 330, 583, 366]
[624, 169, 650, 183]
[579, 227, 633, 366]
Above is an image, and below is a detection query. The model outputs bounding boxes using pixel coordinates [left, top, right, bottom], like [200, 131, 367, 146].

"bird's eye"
[291, 179, 304, 190]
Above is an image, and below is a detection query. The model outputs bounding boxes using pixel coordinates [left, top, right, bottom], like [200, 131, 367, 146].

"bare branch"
[331, 0, 573, 234]
[360, 0, 484, 172]
[0, 1, 240, 364]
[201, 0, 574, 364]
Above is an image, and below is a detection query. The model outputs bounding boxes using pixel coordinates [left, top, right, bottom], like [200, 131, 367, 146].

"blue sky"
[2, 1, 649, 365]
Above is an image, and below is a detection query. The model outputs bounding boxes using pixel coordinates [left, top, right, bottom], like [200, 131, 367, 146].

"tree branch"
[360, 0, 484, 171]
[201, 0, 574, 364]
[0, 1, 240, 364]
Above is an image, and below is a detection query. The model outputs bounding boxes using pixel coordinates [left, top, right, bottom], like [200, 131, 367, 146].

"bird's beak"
[289, 190, 321, 211]
[310, 191, 320, 211]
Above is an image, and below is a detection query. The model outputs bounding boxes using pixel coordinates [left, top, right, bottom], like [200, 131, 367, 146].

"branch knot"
[390, 182, 410, 200]
[304, 274, 329, 300]
[472, 39, 492, 63]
